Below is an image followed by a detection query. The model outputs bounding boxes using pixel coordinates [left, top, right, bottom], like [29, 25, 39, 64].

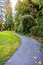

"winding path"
[4, 33, 43, 65]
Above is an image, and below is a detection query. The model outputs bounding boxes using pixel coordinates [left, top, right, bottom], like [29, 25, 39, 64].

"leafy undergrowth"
[0, 31, 21, 65]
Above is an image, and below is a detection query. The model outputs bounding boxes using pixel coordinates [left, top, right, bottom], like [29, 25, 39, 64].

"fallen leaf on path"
[38, 60, 42, 65]
[33, 56, 37, 59]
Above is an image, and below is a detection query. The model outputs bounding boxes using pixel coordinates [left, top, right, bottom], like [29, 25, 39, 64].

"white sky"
[10, 0, 17, 14]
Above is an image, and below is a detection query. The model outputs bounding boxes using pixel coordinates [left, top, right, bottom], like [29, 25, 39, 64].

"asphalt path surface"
[4, 33, 43, 65]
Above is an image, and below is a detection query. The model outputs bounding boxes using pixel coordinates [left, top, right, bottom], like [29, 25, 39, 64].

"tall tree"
[6, 0, 13, 30]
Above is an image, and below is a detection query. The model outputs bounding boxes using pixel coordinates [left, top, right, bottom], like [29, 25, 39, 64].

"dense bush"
[14, 0, 43, 44]
[22, 15, 36, 32]
[0, 24, 2, 31]
[14, 22, 18, 32]
[17, 23, 23, 33]
[30, 26, 39, 36]
[38, 22, 43, 37]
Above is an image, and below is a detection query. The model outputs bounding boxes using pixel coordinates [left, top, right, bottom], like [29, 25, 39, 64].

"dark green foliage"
[22, 15, 36, 32]
[17, 23, 23, 33]
[30, 26, 39, 36]
[38, 22, 43, 37]
[0, 24, 2, 31]
[14, 0, 43, 43]
[5, 15, 14, 30]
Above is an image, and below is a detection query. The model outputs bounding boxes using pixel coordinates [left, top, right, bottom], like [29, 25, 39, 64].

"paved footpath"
[4, 33, 43, 65]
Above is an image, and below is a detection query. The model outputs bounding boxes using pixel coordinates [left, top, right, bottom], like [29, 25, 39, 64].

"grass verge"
[0, 31, 21, 65]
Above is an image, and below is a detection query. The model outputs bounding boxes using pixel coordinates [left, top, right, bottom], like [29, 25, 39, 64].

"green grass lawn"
[0, 31, 21, 65]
